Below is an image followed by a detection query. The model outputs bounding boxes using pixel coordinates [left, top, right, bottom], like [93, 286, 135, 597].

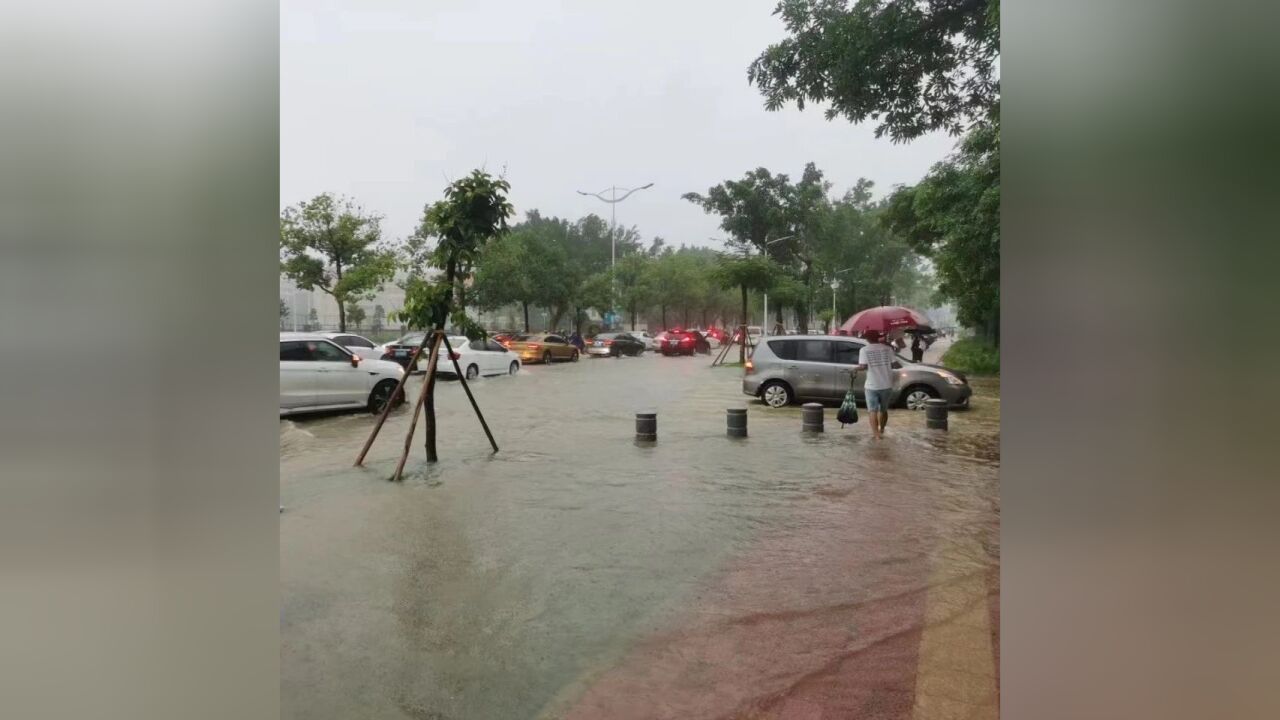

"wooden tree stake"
[441, 334, 499, 453]
[354, 333, 430, 467]
[392, 332, 442, 481]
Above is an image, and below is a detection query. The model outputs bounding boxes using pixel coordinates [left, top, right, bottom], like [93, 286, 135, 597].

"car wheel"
[465, 364, 479, 380]
[508, 361, 519, 375]
[901, 385, 939, 410]
[542, 351, 552, 364]
[368, 379, 402, 414]
[760, 381, 794, 408]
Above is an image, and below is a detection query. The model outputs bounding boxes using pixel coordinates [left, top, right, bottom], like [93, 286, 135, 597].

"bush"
[940, 337, 999, 376]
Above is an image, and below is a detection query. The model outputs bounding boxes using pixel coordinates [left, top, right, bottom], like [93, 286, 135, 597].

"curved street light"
[576, 183, 654, 324]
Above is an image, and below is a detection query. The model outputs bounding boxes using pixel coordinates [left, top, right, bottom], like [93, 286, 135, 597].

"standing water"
[281, 353, 999, 719]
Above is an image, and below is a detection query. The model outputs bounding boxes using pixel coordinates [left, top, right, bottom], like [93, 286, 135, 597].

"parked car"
[704, 327, 728, 345]
[660, 330, 710, 356]
[586, 332, 646, 357]
[742, 335, 971, 410]
[317, 331, 384, 361]
[438, 336, 522, 379]
[633, 330, 659, 350]
[379, 332, 429, 369]
[504, 333, 580, 364]
[280, 333, 406, 416]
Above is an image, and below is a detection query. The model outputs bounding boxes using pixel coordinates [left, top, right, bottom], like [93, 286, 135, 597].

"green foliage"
[612, 253, 654, 329]
[883, 120, 999, 339]
[280, 193, 398, 332]
[400, 171, 513, 330]
[346, 304, 367, 329]
[748, 0, 1000, 142]
[682, 168, 793, 251]
[940, 337, 999, 375]
[371, 304, 385, 332]
[306, 308, 319, 331]
[279, 298, 289, 319]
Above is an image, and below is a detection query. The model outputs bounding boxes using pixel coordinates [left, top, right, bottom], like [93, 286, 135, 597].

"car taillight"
[604, 340, 613, 345]
[744, 359, 755, 373]
[528, 343, 540, 349]
[449, 352, 460, 361]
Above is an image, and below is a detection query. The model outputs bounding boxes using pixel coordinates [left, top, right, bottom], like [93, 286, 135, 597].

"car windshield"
[396, 334, 424, 345]
[597, 333, 619, 340]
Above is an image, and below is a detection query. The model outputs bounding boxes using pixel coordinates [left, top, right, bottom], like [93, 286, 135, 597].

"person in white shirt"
[856, 330, 900, 439]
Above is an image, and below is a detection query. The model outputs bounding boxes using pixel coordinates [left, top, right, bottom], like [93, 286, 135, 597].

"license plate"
[395, 349, 408, 357]
[594, 341, 604, 347]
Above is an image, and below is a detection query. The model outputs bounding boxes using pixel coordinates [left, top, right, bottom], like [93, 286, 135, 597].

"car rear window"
[513, 334, 536, 341]
[796, 340, 833, 362]
[396, 334, 425, 346]
[767, 339, 797, 360]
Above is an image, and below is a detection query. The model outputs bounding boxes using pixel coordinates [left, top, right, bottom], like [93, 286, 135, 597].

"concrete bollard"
[635, 412, 657, 441]
[801, 403, 824, 433]
[925, 398, 948, 430]
[726, 408, 748, 438]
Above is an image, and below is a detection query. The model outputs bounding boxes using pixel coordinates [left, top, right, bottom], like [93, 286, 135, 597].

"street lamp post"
[576, 183, 654, 327]
[827, 267, 854, 333]
[759, 234, 794, 336]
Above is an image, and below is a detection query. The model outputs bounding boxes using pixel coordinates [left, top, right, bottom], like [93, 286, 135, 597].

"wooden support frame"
[353, 329, 501, 480]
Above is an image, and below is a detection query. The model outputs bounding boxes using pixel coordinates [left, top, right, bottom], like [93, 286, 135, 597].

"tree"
[883, 120, 999, 340]
[471, 224, 564, 332]
[573, 271, 613, 334]
[280, 194, 398, 332]
[346, 304, 367, 330]
[306, 308, 319, 331]
[712, 254, 778, 363]
[612, 253, 654, 330]
[399, 170, 513, 336]
[371, 304, 385, 333]
[748, 0, 1000, 143]
[279, 299, 290, 327]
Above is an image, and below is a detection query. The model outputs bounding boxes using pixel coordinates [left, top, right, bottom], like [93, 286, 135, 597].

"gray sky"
[282, 0, 957, 250]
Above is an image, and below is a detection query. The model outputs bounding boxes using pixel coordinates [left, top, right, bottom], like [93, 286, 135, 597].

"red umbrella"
[839, 306, 933, 338]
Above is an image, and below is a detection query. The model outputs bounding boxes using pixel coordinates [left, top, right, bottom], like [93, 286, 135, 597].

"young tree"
[748, 0, 999, 143]
[399, 171, 513, 334]
[306, 308, 319, 331]
[280, 194, 398, 332]
[346, 304, 367, 330]
[712, 254, 778, 363]
[279, 298, 290, 328]
[371, 304, 385, 333]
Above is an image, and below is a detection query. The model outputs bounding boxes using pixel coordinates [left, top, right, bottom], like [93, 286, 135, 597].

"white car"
[318, 331, 384, 361]
[633, 331, 659, 351]
[280, 333, 406, 416]
[441, 335, 521, 379]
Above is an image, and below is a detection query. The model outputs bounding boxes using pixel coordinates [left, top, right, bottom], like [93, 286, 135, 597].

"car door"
[792, 340, 836, 399]
[832, 340, 866, 401]
[280, 341, 318, 410]
[309, 339, 369, 406]
[545, 335, 568, 359]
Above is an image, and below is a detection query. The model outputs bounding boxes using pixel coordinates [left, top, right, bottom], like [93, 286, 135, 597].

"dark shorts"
[866, 388, 892, 412]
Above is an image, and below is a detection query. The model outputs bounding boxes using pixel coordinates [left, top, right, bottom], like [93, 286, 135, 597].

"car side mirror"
[350, 355, 360, 368]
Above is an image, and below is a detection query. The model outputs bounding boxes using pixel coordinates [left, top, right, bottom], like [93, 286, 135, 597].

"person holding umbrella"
[910, 333, 924, 363]
[856, 330, 899, 440]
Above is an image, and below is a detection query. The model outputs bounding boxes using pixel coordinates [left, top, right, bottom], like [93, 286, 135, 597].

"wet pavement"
[281, 351, 1000, 719]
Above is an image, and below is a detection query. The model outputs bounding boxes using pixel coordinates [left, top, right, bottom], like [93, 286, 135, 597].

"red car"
[659, 330, 710, 356]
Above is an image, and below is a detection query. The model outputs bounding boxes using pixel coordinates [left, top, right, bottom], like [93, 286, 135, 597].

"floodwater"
[281, 352, 1000, 719]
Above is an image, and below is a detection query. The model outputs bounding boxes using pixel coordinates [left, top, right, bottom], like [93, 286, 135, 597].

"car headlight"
[936, 370, 964, 385]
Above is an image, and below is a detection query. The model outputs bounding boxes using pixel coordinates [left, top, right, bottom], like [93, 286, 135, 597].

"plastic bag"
[837, 389, 859, 426]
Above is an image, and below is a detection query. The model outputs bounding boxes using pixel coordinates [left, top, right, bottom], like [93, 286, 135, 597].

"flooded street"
[281, 353, 1000, 719]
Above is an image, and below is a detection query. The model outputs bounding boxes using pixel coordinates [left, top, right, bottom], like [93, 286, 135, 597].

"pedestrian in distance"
[910, 334, 924, 363]
[856, 330, 900, 440]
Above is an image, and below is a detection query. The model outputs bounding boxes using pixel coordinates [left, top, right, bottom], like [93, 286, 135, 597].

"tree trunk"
[336, 299, 346, 332]
[661, 304, 667, 330]
[739, 285, 748, 364]
[522, 301, 530, 332]
[574, 305, 583, 335]
[630, 305, 637, 331]
[775, 304, 784, 334]
[701, 309, 709, 329]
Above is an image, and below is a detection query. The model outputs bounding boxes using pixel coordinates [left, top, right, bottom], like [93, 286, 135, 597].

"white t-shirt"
[858, 343, 896, 391]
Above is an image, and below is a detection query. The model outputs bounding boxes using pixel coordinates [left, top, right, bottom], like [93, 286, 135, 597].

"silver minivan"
[742, 335, 972, 410]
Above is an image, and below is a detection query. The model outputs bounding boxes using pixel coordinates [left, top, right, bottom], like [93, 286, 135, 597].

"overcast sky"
[282, 0, 957, 250]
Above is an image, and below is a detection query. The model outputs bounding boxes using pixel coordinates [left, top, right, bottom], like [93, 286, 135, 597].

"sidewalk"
[921, 335, 952, 365]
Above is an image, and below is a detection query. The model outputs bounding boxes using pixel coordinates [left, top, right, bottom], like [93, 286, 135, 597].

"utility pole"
[576, 183, 654, 324]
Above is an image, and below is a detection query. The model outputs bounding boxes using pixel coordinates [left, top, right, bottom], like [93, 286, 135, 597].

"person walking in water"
[857, 330, 899, 440]
[910, 334, 924, 363]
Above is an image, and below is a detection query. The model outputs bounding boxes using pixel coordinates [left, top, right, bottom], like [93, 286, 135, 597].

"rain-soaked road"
[281, 351, 1000, 720]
